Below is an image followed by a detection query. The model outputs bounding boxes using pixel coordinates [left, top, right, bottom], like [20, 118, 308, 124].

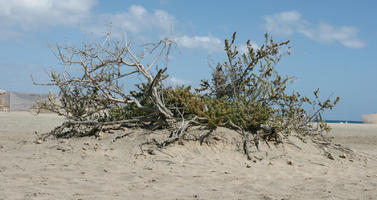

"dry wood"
[159, 116, 199, 147]
[34, 30, 178, 138]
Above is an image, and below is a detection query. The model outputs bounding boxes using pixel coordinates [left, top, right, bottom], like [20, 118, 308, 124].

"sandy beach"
[1, 112, 377, 200]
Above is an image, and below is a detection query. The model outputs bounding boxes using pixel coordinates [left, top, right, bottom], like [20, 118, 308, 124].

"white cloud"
[168, 77, 188, 85]
[83, 5, 224, 53]
[0, 2, 222, 52]
[97, 5, 175, 34]
[87, 5, 221, 52]
[0, 29, 23, 39]
[175, 35, 223, 52]
[265, 11, 306, 36]
[265, 11, 365, 48]
[300, 23, 365, 48]
[0, 0, 97, 30]
[239, 42, 259, 54]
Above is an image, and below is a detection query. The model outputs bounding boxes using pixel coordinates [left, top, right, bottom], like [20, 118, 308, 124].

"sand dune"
[362, 113, 377, 124]
[1, 112, 377, 200]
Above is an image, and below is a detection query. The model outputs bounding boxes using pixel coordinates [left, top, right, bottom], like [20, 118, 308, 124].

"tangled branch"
[34, 31, 341, 160]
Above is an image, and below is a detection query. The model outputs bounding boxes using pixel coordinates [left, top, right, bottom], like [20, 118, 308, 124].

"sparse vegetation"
[34, 31, 341, 159]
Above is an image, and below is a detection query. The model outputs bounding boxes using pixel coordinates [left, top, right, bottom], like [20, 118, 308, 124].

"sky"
[0, 0, 376, 121]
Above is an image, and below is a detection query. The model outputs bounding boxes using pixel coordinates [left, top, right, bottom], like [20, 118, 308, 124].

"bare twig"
[34, 30, 177, 137]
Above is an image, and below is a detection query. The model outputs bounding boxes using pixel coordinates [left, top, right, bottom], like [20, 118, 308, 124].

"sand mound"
[1, 112, 377, 199]
[362, 113, 377, 124]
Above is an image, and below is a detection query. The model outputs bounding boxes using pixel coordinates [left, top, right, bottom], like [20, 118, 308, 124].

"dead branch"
[159, 116, 200, 147]
[243, 132, 252, 160]
[198, 130, 214, 145]
[227, 121, 252, 160]
[112, 132, 134, 142]
[34, 30, 178, 137]
[32, 30, 346, 161]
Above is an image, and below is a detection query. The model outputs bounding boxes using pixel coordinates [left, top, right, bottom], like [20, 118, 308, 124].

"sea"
[325, 120, 363, 124]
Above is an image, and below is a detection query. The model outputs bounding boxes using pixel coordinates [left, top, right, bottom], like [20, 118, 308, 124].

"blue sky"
[0, 0, 376, 120]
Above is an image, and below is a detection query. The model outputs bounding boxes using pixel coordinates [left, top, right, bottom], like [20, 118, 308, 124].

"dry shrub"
[35, 31, 341, 158]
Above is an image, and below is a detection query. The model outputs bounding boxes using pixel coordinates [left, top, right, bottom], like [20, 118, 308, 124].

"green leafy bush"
[109, 32, 339, 136]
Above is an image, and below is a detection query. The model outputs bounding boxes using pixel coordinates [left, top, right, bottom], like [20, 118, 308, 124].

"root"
[45, 115, 167, 138]
[112, 132, 134, 142]
[198, 130, 214, 145]
[243, 133, 252, 160]
[309, 135, 360, 161]
[159, 117, 199, 147]
[312, 136, 353, 154]
[40, 116, 362, 163]
[227, 121, 253, 159]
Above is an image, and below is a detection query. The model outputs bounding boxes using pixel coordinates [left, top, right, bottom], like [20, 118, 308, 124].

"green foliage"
[173, 32, 338, 134]
[164, 86, 274, 132]
[109, 32, 339, 135]
[38, 71, 109, 121]
[107, 83, 154, 121]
